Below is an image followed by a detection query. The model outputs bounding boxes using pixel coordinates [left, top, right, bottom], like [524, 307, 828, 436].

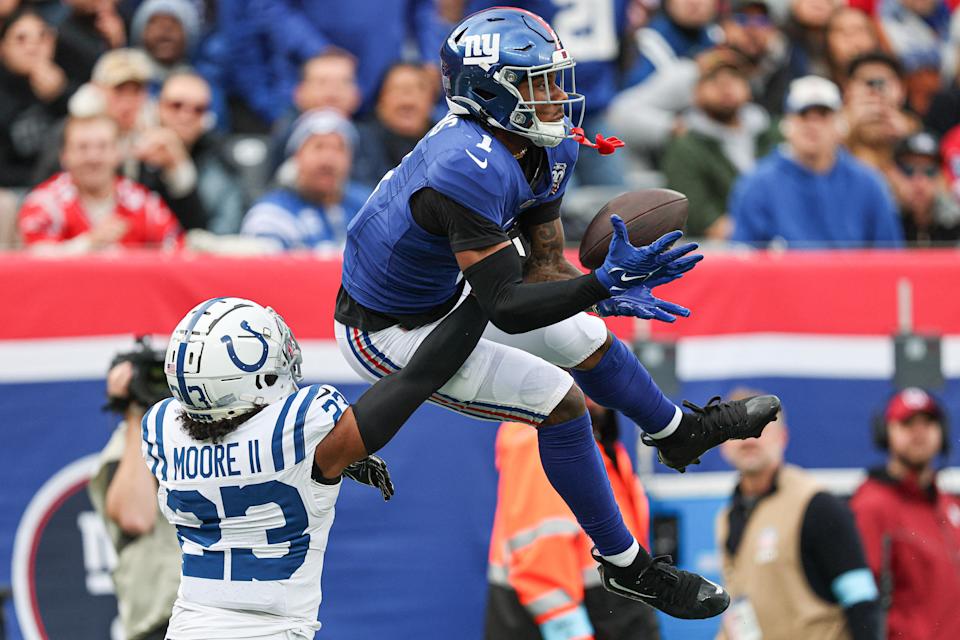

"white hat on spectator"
[784, 76, 842, 114]
[92, 48, 152, 87]
[285, 109, 358, 158]
[68, 83, 108, 117]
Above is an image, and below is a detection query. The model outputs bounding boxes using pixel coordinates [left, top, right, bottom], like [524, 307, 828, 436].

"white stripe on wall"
[643, 467, 960, 499]
[1, 334, 957, 384]
[0, 336, 363, 383]
[677, 334, 895, 380]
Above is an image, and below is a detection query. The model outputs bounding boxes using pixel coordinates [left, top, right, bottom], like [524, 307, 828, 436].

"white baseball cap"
[784, 75, 842, 114]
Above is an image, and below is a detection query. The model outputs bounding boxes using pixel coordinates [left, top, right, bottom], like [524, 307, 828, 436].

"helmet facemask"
[267, 307, 303, 385]
[497, 51, 585, 148]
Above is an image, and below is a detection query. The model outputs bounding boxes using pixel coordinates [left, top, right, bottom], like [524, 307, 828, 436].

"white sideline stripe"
[2, 334, 958, 384]
[0, 336, 363, 383]
[677, 334, 894, 380]
[643, 468, 960, 499]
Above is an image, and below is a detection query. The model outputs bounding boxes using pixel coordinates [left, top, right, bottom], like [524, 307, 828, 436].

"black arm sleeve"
[350, 295, 488, 454]
[463, 244, 609, 334]
[800, 492, 882, 640]
[519, 197, 562, 231]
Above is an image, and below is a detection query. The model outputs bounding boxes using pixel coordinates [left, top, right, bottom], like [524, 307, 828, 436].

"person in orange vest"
[486, 398, 661, 640]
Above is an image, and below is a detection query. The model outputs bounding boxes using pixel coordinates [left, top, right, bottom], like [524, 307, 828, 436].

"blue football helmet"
[440, 7, 585, 148]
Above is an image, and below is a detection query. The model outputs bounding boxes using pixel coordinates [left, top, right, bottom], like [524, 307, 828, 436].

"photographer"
[87, 339, 179, 640]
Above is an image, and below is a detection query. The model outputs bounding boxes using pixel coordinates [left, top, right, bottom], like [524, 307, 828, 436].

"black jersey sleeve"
[800, 492, 881, 640]
[410, 187, 510, 252]
[519, 197, 562, 231]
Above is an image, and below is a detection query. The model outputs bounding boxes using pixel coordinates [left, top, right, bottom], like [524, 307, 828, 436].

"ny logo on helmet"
[464, 33, 500, 65]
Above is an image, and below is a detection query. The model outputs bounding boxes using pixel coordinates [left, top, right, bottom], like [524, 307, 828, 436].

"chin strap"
[571, 127, 625, 155]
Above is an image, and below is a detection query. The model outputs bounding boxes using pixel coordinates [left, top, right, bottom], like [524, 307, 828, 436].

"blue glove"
[596, 285, 691, 323]
[594, 215, 701, 294]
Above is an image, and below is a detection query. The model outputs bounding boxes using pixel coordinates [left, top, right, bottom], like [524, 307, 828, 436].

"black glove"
[342, 455, 395, 501]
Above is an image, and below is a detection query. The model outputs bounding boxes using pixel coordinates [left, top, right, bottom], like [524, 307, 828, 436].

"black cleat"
[642, 395, 781, 472]
[593, 550, 730, 619]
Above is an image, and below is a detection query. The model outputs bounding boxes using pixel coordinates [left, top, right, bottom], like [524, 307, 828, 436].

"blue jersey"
[342, 114, 578, 316]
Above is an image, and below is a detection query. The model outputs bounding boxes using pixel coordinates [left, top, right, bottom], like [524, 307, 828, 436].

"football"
[578, 189, 689, 270]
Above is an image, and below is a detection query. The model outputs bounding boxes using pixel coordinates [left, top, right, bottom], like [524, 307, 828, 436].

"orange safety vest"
[487, 422, 651, 632]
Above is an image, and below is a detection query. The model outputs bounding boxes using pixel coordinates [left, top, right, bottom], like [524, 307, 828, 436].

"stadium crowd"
[1, 0, 960, 252]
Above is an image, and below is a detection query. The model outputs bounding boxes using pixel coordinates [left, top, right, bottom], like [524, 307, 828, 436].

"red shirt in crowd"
[18, 172, 181, 248]
[850, 469, 960, 640]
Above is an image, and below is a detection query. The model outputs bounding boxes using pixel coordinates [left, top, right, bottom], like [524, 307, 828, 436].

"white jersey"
[141, 384, 350, 639]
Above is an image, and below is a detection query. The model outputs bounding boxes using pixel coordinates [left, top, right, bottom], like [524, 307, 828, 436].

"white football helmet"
[164, 297, 303, 422]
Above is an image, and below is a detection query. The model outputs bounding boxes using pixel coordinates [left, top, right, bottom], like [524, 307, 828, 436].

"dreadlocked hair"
[177, 405, 268, 443]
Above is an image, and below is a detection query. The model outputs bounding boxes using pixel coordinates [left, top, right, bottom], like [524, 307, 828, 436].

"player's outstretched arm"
[457, 241, 610, 334]
[314, 296, 489, 481]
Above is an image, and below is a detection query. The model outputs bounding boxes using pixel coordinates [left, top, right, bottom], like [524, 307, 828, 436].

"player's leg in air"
[334, 7, 778, 620]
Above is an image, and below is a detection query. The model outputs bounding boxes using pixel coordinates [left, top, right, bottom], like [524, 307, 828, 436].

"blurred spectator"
[33, 49, 210, 231]
[626, 0, 721, 86]
[851, 388, 960, 640]
[87, 341, 179, 640]
[18, 115, 180, 252]
[880, 0, 951, 116]
[268, 49, 361, 174]
[215, 0, 274, 132]
[880, 0, 949, 75]
[131, 0, 199, 79]
[353, 63, 434, 189]
[843, 52, 917, 187]
[130, 0, 227, 129]
[942, 123, 960, 205]
[157, 72, 245, 234]
[730, 75, 903, 247]
[609, 0, 723, 163]
[720, 0, 795, 116]
[231, 0, 448, 127]
[485, 400, 660, 640]
[33, 47, 154, 183]
[825, 6, 887, 88]
[716, 392, 880, 640]
[467, 0, 631, 186]
[924, 15, 960, 137]
[0, 0, 20, 22]
[889, 131, 960, 245]
[55, 0, 126, 93]
[240, 109, 369, 251]
[663, 48, 778, 240]
[782, 0, 835, 79]
[0, 8, 68, 188]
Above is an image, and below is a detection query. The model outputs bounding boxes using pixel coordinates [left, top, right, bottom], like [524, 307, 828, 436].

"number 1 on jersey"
[476, 135, 493, 153]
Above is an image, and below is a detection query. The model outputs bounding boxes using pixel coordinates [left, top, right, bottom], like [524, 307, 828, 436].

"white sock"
[602, 539, 640, 567]
[645, 405, 683, 440]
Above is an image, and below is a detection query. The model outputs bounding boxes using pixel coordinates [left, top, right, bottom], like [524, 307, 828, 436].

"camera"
[104, 337, 171, 413]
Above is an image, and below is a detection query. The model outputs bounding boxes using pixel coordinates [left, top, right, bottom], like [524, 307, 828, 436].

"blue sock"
[537, 411, 635, 556]
[571, 336, 679, 436]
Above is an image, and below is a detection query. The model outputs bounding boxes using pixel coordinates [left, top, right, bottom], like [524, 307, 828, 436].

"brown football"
[578, 189, 689, 270]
